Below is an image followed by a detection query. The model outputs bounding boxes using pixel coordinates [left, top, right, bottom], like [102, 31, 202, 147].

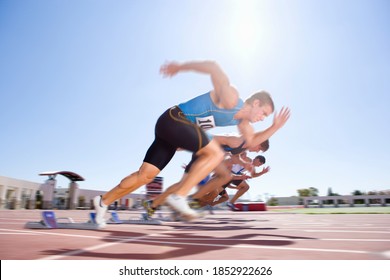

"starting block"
[89, 211, 163, 225]
[87, 176, 170, 226]
[25, 211, 100, 230]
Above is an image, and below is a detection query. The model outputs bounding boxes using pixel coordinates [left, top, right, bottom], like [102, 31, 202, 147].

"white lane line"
[305, 230, 390, 234]
[38, 226, 196, 260]
[382, 251, 390, 258]
[280, 225, 390, 229]
[0, 218, 32, 221]
[0, 228, 105, 239]
[114, 238, 373, 255]
[0, 222, 33, 225]
[40, 238, 377, 259]
[282, 223, 331, 226]
[1, 227, 389, 260]
[39, 240, 133, 260]
[112, 237, 390, 242]
[0, 232, 40, 235]
[1, 228, 180, 260]
[1, 229, 388, 242]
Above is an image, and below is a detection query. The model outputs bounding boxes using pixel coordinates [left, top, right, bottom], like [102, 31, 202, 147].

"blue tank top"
[177, 92, 244, 130]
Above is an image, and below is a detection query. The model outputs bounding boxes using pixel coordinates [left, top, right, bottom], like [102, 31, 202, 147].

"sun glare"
[234, 17, 257, 48]
[228, 0, 264, 57]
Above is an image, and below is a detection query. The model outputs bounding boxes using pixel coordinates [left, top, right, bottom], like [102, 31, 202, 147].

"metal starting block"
[89, 211, 163, 225]
[25, 211, 100, 230]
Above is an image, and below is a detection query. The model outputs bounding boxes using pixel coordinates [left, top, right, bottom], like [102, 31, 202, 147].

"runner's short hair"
[245, 91, 274, 111]
[260, 139, 269, 152]
[254, 155, 266, 164]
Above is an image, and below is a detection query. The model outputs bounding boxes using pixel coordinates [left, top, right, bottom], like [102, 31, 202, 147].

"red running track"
[0, 209, 389, 260]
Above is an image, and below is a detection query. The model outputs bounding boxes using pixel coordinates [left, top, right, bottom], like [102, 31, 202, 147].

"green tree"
[308, 187, 319, 196]
[267, 197, 278, 206]
[352, 190, 365, 204]
[352, 190, 364, 196]
[326, 187, 341, 204]
[297, 188, 310, 197]
[297, 187, 318, 197]
[297, 187, 318, 205]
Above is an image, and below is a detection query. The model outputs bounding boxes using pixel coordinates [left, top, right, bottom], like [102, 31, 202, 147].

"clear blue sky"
[1, 0, 389, 200]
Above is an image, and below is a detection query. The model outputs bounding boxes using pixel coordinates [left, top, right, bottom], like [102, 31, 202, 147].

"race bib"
[196, 116, 216, 130]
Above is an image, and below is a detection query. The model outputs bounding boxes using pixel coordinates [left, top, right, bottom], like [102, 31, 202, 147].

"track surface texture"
[1, 209, 389, 260]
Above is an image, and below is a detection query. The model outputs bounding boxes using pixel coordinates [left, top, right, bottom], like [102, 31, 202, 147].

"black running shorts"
[143, 106, 210, 170]
[218, 179, 243, 196]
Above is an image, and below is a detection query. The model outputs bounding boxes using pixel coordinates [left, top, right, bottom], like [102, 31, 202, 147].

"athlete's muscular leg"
[210, 192, 229, 206]
[151, 182, 180, 209]
[197, 192, 215, 207]
[191, 163, 231, 200]
[198, 187, 222, 206]
[151, 166, 224, 209]
[172, 139, 225, 197]
[102, 162, 160, 206]
[229, 181, 250, 204]
[150, 143, 227, 209]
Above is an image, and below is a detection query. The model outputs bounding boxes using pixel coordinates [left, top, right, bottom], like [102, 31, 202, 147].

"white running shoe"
[227, 202, 239, 211]
[166, 194, 200, 221]
[93, 195, 107, 229]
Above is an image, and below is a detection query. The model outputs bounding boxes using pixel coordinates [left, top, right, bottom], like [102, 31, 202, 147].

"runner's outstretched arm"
[160, 61, 239, 109]
[238, 107, 291, 148]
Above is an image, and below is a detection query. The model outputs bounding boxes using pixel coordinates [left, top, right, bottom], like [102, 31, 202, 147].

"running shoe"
[166, 194, 200, 221]
[93, 195, 107, 228]
[188, 198, 202, 209]
[227, 202, 239, 211]
[170, 209, 184, 222]
[142, 200, 156, 219]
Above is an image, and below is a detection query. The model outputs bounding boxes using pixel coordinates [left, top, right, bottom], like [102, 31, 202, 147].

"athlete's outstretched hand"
[260, 166, 271, 175]
[160, 62, 180, 78]
[272, 106, 291, 129]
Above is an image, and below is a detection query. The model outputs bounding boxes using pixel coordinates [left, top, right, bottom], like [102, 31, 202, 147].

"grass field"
[268, 206, 390, 214]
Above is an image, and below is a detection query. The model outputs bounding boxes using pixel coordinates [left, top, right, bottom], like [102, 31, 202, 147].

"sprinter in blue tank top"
[177, 91, 244, 128]
[93, 60, 290, 227]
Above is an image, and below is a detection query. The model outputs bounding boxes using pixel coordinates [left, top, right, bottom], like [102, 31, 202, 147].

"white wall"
[0, 176, 41, 209]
